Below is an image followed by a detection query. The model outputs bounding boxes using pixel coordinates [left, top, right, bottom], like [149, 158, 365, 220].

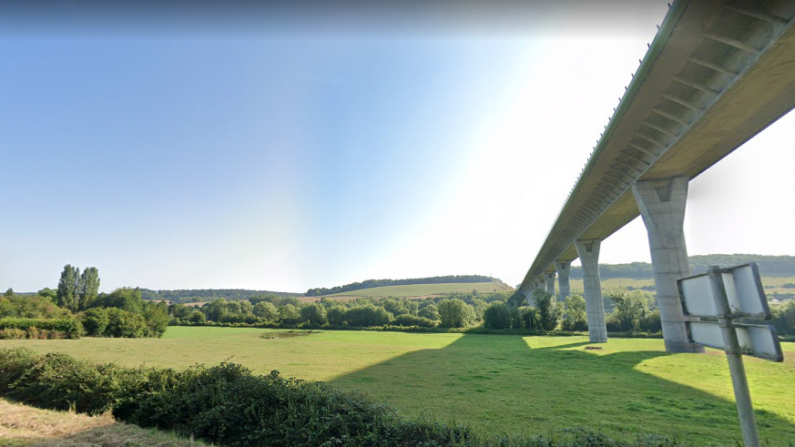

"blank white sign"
[678, 263, 769, 318]
[687, 321, 783, 362]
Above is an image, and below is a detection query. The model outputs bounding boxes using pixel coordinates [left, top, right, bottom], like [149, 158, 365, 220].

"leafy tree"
[561, 294, 588, 331]
[345, 305, 392, 327]
[79, 267, 100, 310]
[202, 299, 228, 322]
[437, 299, 475, 328]
[38, 288, 57, 301]
[533, 289, 562, 331]
[4, 288, 13, 298]
[188, 311, 206, 324]
[300, 303, 328, 325]
[226, 301, 242, 314]
[607, 291, 651, 332]
[98, 288, 144, 314]
[57, 264, 81, 312]
[143, 301, 169, 337]
[418, 304, 439, 320]
[483, 302, 512, 329]
[521, 307, 539, 330]
[105, 308, 147, 338]
[772, 300, 795, 335]
[253, 301, 278, 321]
[326, 306, 347, 325]
[82, 308, 109, 336]
[393, 314, 436, 328]
[278, 304, 301, 324]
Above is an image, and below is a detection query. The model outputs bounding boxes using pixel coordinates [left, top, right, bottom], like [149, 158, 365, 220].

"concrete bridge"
[519, 0, 795, 353]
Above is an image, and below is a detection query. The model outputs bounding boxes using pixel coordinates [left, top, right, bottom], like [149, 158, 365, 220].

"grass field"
[565, 275, 795, 298]
[4, 328, 794, 445]
[324, 282, 514, 298]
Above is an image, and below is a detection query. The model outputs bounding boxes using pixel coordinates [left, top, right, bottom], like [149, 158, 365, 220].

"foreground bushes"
[0, 348, 685, 447]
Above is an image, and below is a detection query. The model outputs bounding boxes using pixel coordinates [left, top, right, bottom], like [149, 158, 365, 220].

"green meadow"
[3, 327, 795, 445]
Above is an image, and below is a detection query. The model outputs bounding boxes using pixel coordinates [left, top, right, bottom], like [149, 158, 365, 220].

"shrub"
[533, 290, 562, 331]
[561, 294, 588, 332]
[437, 299, 475, 328]
[82, 308, 109, 336]
[393, 314, 436, 328]
[483, 302, 512, 329]
[105, 308, 147, 338]
[0, 317, 82, 339]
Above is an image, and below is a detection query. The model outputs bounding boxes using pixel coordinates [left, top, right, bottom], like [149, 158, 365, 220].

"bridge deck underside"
[523, 0, 795, 284]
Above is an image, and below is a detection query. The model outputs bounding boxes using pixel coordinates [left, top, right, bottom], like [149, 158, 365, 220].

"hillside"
[569, 254, 795, 280]
[306, 275, 505, 296]
[140, 288, 302, 304]
[323, 281, 513, 298]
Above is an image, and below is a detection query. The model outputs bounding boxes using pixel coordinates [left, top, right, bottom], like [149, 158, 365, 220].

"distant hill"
[306, 275, 506, 297]
[140, 288, 302, 304]
[569, 254, 795, 280]
[324, 282, 514, 298]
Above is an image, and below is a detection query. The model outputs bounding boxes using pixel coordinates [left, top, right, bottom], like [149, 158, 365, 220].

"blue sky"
[2, 2, 793, 293]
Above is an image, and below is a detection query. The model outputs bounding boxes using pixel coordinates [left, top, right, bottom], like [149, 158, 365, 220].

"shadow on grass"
[328, 334, 795, 446]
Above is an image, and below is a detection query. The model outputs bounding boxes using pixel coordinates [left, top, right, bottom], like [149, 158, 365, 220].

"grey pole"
[708, 266, 759, 447]
[554, 260, 572, 300]
[545, 271, 556, 295]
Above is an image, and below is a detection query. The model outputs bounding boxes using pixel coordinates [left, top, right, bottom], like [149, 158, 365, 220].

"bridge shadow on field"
[328, 334, 795, 446]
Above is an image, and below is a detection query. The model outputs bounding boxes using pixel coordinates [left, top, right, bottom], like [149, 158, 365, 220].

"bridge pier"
[554, 260, 571, 300]
[538, 276, 546, 295]
[632, 176, 704, 354]
[574, 239, 608, 343]
[545, 271, 556, 296]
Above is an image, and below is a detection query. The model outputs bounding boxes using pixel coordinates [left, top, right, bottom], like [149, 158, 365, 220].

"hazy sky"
[1, 1, 793, 293]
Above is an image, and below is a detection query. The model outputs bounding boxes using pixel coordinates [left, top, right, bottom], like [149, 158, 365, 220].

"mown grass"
[325, 282, 513, 298]
[0, 398, 209, 447]
[3, 328, 794, 445]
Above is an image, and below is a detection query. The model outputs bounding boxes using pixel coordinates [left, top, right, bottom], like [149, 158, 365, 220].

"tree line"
[0, 265, 168, 339]
[305, 275, 504, 296]
[139, 288, 302, 304]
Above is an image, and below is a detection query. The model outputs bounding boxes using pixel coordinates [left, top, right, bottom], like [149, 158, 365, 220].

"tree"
[4, 288, 13, 297]
[300, 303, 328, 325]
[483, 302, 512, 329]
[561, 294, 588, 331]
[79, 267, 100, 310]
[437, 299, 475, 328]
[253, 301, 278, 322]
[100, 287, 144, 314]
[418, 304, 439, 320]
[82, 308, 109, 336]
[278, 304, 301, 324]
[608, 291, 650, 332]
[533, 289, 562, 331]
[57, 265, 81, 312]
[327, 306, 347, 325]
[143, 301, 170, 337]
[38, 288, 57, 301]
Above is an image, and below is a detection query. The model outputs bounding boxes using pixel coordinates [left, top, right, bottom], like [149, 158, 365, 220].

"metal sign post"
[677, 263, 784, 447]
[707, 266, 758, 447]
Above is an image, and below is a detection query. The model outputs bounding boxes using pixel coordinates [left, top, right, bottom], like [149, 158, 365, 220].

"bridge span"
[519, 0, 795, 353]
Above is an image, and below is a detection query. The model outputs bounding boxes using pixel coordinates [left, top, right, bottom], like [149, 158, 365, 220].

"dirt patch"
[260, 330, 321, 340]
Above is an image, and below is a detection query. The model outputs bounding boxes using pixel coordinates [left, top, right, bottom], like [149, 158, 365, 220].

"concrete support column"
[632, 176, 703, 353]
[554, 260, 571, 300]
[538, 276, 546, 295]
[574, 239, 608, 343]
[545, 271, 556, 295]
[520, 286, 533, 306]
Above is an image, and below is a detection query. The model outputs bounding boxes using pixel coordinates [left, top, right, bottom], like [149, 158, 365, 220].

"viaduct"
[518, 0, 795, 353]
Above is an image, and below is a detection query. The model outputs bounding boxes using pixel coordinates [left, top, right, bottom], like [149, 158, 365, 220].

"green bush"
[483, 302, 512, 329]
[533, 290, 562, 331]
[393, 314, 437, 328]
[81, 308, 110, 336]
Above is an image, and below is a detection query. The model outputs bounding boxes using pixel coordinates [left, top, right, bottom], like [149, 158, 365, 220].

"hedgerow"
[0, 348, 692, 447]
[0, 317, 83, 339]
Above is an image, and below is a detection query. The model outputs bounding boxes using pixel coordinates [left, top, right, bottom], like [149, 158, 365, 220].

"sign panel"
[679, 273, 718, 317]
[687, 321, 784, 362]
[722, 264, 769, 319]
[678, 263, 769, 318]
